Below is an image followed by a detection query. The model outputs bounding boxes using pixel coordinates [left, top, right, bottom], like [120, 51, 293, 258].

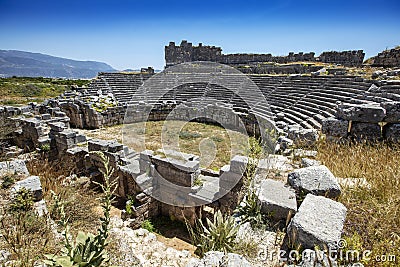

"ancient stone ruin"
[1, 40, 400, 266]
[371, 46, 400, 68]
[165, 40, 365, 68]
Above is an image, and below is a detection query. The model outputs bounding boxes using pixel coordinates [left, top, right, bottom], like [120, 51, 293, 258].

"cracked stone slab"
[287, 165, 341, 198]
[381, 101, 400, 122]
[287, 194, 347, 250]
[301, 158, 321, 168]
[321, 117, 349, 138]
[0, 159, 30, 178]
[11, 175, 43, 201]
[336, 103, 386, 123]
[257, 179, 297, 221]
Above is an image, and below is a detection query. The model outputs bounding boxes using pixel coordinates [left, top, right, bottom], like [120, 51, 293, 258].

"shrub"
[125, 195, 135, 216]
[141, 219, 155, 232]
[179, 130, 202, 140]
[236, 137, 269, 228]
[187, 210, 240, 256]
[0, 210, 55, 266]
[9, 188, 34, 212]
[40, 143, 51, 152]
[1, 174, 15, 189]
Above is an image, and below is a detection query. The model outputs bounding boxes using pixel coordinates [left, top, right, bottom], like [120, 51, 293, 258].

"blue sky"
[1, 0, 399, 70]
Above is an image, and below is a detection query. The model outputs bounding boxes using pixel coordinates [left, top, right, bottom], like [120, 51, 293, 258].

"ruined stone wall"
[318, 50, 365, 67]
[322, 102, 400, 142]
[371, 47, 400, 68]
[165, 40, 365, 68]
[165, 41, 222, 68]
[220, 52, 316, 65]
[7, 112, 248, 227]
[237, 63, 322, 74]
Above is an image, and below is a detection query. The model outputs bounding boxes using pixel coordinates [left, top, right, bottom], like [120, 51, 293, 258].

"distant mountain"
[0, 50, 116, 78]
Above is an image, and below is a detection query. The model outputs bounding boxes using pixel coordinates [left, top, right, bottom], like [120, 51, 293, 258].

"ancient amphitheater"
[0, 41, 399, 266]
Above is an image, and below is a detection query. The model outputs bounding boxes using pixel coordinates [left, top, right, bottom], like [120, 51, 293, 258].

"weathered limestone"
[350, 122, 382, 141]
[14, 118, 50, 150]
[257, 179, 297, 221]
[287, 165, 341, 198]
[381, 101, 400, 122]
[48, 121, 66, 132]
[301, 158, 321, 168]
[336, 103, 386, 123]
[383, 123, 400, 142]
[0, 159, 29, 177]
[371, 47, 400, 68]
[151, 150, 200, 187]
[11, 175, 43, 201]
[321, 117, 349, 138]
[318, 50, 364, 67]
[287, 194, 347, 250]
[88, 139, 123, 153]
[287, 125, 319, 146]
[229, 155, 248, 174]
[165, 40, 364, 68]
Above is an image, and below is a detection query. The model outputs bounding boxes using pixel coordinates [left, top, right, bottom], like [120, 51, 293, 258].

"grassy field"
[0, 77, 90, 105]
[80, 121, 250, 170]
[317, 141, 400, 266]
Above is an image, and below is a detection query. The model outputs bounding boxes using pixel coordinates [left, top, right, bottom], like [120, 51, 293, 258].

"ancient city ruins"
[1, 41, 400, 266]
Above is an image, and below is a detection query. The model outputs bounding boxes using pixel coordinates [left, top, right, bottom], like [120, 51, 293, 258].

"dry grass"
[26, 157, 102, 235]
[80, 121, 249, 170]
[317, 141, 400, 266]
[0, 155, 104, 265]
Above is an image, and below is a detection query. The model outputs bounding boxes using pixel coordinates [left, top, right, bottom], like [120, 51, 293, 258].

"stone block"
[219, 171, 242, 190]
[287, 165, 341, 198]
[59, 129, 77, 139]
[54, 111, 66, 117]
[108, 141, 123, 153]
[321, 117, 349, 137]
[76, 134, 87, 143]
[336, 103, 385, 123]
[135, 173, 153, 190]
[287, 126, 319, 146]
[383, 123, 400, 142]
[0, 159, 30, 178]
[287, 194, 347, 249]
[230, 155, 248, 174]
[41, 113, 51, 120]
[88, 139, 110, 152]
[381, 101, 400, 122]
[278, 136, 294, 151]
[219, 164, 230, 175]
[350, 122, 381, 141]
[257, 179, 297, 221]
[139, 150, 153, 160]
[301, 158, 321, 168]
[12, 175, 43, 201]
